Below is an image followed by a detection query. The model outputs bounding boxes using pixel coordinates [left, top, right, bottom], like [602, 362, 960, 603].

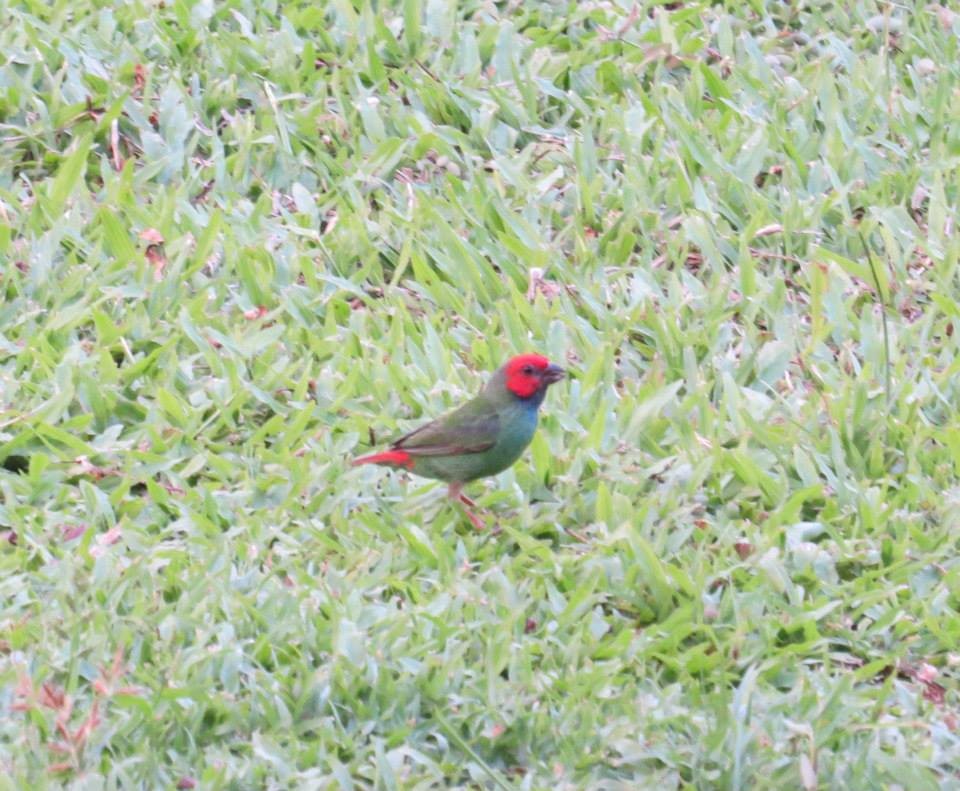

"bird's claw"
[463, 508, 487, 531]
[449, 483, 487, 530]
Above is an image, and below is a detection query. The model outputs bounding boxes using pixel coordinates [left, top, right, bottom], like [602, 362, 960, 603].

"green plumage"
[353, 355, 564, 505]
[392, 364, 542, 482]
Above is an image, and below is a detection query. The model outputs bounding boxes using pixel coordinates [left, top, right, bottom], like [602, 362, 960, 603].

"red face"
[504, 354, 566, 398]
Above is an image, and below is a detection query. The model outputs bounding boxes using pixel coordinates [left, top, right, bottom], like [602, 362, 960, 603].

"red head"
[503, 354, 565, 399]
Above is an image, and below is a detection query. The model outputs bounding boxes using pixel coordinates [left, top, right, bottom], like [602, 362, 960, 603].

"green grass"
[2, 0, 959, 787]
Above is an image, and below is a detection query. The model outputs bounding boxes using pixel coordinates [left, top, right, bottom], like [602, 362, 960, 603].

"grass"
[1, 0, 959, 787]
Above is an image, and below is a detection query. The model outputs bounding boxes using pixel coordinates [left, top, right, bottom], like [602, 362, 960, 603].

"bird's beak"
[542, 363, 565, 385]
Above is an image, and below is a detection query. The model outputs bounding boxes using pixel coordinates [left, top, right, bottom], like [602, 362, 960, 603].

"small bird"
[352, 354, 565, 529]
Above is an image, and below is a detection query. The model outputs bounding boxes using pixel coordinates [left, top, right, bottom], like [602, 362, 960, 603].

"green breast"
[411, 400, 539, 483]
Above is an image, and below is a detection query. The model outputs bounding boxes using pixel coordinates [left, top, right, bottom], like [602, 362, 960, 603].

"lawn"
[2, 0, 959, 788]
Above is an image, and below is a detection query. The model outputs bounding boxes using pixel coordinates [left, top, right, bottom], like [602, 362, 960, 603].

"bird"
[352, 354, 565, 529]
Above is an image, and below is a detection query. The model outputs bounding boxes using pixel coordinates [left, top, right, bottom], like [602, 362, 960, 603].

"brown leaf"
[145, 245, 167, 281]
[71, 701, 101, 746]
[133, 63, 147, 96]
[54, 698, 74, 738]
[483, 723, 506, 739]
[755, 165, 784, 187]
[40, 683, 66, 710]
[109, 646, 125, 681]
[734, 540, 753, 559]
[922, 680, 946, 705]
[799, 754, 817, 791]
[12, 673, 34, 709]
[110, 118, 123, 172]
[753, 223, 783, 238]
[526, 268, 562, 302]
[139, 228, 164, 245]
[899, 661, 947, 705]
[935, 4, 956, 30]
[192, 179, 215, 205]
[159, 480, 186, 496]
[321, 209, 338, 235]
[636, 43, 673, 67]
[616, 3, 641, 36]
[61, 524, 88, 542]
[72, 456, 118, 480]
[98, 526, 123, 546]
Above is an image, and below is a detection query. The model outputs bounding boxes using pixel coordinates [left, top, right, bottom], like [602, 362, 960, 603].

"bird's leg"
[448, 482, 485, 530]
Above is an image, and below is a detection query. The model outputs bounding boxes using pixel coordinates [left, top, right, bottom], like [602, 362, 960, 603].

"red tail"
[351, 450, 414, 469]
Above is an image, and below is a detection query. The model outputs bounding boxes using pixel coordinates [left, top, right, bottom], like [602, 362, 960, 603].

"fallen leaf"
[483, 723, 506, 739]
[935, 4, 956, 30]
[97, 527, 123, 548]
[242, 306, 268, 320]
[40, 683, 66, 710]
[526, 268, 562, 302]
[61, 524, 88, 542]
[734, 540, 753, 559]
[139, 228, 164, 244]
[754, 223, 783, 238]
[145, 246, 166, 281]
[72, 456, 118, 480]
[110, 118, 123, 171]
[159, 480, 186, 496]
[799, 753, 817, 791]
[133, 63, 147, 96]
[70, 701, 101, 746]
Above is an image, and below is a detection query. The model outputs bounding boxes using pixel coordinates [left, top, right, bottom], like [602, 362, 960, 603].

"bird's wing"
[391, 401, 499, 457]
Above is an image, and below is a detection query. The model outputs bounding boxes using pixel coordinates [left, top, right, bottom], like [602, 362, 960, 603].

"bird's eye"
[522, 365, 534, 375]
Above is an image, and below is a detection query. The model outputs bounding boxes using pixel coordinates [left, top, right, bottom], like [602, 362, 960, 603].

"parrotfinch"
[352, 354, 565, 529]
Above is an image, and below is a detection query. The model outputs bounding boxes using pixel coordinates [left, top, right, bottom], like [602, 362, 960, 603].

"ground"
[1, 1, 959, 788]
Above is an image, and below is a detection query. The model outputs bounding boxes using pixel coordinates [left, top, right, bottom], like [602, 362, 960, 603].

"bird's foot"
[448, 483, 485, 530]
[462, 507, 487, 531]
